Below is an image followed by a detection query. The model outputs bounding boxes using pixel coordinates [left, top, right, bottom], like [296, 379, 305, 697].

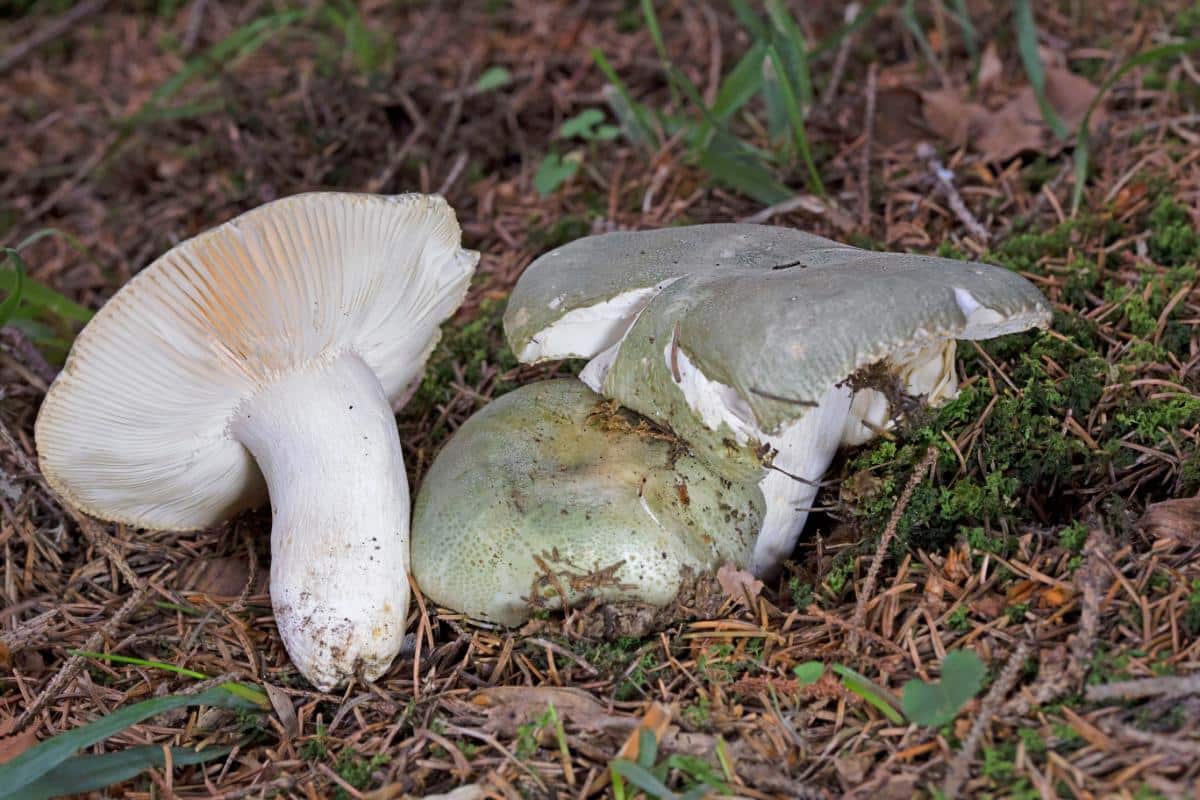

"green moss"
[406, 296, 521, 439]
[1147, 197, 1200, 267]
[332, 750, 389, 799]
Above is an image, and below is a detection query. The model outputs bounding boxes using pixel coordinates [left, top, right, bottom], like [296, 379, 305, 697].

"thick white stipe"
[231, 351, 409, 691]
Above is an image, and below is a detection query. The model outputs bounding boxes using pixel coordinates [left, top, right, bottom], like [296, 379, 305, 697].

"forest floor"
[2, 1, 1200, 798]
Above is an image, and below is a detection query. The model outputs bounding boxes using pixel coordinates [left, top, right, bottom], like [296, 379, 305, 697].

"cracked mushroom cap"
[410, 379, 763, 626]
[504, 224, 1051, 576]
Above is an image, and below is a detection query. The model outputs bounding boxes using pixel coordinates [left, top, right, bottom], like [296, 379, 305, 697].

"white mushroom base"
[231, 351, 410, 691]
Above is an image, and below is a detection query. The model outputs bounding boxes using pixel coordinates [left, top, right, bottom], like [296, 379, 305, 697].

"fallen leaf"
[921, 89, 984, 149]
[179, 556, 259, 598]
[263, 683, 299, 741]
[834, 752, 871, 786]
[970, 593, 1005, 619]
[874, 87, 929, 146]
[978, 42, 1003, 91]
[716, 562, 763, 607]
[472, 686, 624, 735]
[0, 642, 10, 669]
[0, 727, 38, 765]
[1136, 496, 1200, 543]
[922, 65, 1105, 162]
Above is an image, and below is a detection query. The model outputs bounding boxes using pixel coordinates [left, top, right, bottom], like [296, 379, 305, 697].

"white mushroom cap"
[36, 192, 478, 689]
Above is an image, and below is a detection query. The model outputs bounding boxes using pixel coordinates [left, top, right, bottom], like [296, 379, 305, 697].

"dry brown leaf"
[920, 89, 986, 150]
[472, 686, 624, 735]
[971, 593, 1006, 619]
[978, 42, 1003, 91]
[716, 562, 763, 607]
[922, 66, 1105, 162]
[0, 727, 38, 765]
[179, 556, 259, 598]
[1136, 496, 1200, 543]
[0, 642, 10, 670]
[264, 683, 299, 741]
[874, 87, 929, 146]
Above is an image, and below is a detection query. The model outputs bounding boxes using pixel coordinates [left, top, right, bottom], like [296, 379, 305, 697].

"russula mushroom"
[410, 379, 762, 625]
[35, 192, 478, 690]
[505, 224, 1051, 580]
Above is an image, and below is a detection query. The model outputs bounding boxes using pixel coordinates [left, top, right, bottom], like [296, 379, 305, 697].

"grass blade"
[811, 0, 886, 58]
[640, 0, 680, 108]
[10, 744, 232, 800]
[124, 10, 304, 128]
[901, 0, 944, 82]
[765, 44, 825, 196]
[70, 650, 269, 708]
[593, 48, 659, 147]
[831, 664, 906, 724]
[1072, 38, 1200, 214]
[949, 0, 979, 67]
[711, 41, 766, 122]
[764, 0, 813, 107]
[0, 250, 26, 327]
[609, 759, 678, 800]
[1014, 0, 1067, 139]
[698, 139, 791, 205]
[0, 686, 257, 795]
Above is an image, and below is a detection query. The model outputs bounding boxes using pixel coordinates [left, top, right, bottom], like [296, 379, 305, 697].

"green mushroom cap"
[410, 379, 763, 626]
[504, 224, 1052, 577]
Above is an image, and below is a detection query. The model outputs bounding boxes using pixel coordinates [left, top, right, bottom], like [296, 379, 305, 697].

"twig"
[1085, 673, 1200, 703]
[0, 0, 109, 74]
[849, 447, 937, 650]
[1069, 526, 1112, 684]
[916, 142, 990, 242]
[526, 638, 599, 676]
[993, 157, 1073, 243]
[14, 581, 155, 730]
[821, 2, 861, 106]
[942, 641, 1031, 798]
[859, 62, 878, 231]
[740, 194, 855, 231]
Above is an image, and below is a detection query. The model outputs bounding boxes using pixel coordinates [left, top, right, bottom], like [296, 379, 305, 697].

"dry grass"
[2, 2, 1200, 798]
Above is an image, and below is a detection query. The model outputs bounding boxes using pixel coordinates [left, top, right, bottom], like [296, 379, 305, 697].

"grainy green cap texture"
[409, 379, 762, 626]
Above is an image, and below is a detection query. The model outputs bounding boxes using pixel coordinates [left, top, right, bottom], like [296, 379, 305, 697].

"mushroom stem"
[231, 351, 409, 691]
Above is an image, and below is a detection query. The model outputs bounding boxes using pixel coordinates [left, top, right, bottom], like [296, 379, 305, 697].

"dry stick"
[849, 447, 937, 651]
[1085, 673, 1200, 703]
[942, 640, 1031, 799]
[916, 142, 990, 243]
[1069, 527, 1112, 684]
[859, 62, 878, 231]
[821, 2, 862, 106]
[0, 417, 143, 590]
[0, 0, 108, 74]
[14, 580, 154, 730]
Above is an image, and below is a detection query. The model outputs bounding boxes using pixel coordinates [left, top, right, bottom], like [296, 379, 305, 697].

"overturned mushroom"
[505, 224, 1051, 579]
[35, 192, 478, 690]
[410, 379, 762, 626]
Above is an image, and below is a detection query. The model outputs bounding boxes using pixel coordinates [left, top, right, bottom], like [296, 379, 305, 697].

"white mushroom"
[35, 192, 478, 690]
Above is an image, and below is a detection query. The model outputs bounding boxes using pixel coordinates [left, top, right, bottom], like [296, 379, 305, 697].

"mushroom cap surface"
[505, 224, 1050, 476]
[36, 192, 478, 530]
[410, 379, 763, 626]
